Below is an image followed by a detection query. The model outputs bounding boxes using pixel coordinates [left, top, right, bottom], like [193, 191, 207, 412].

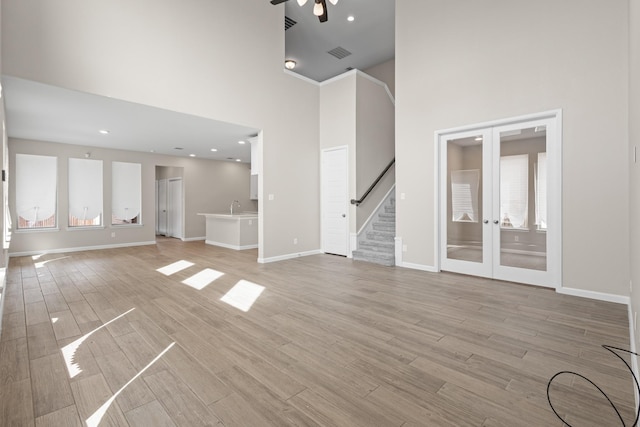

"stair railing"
[351, 158, 395, 206]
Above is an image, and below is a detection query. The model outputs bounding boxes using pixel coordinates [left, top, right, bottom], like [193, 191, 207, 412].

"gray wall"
[1, 0, 320, 261]
[8, 138, 256, 254]
[364, 59, 395, 98]
[397, 0, 630, 296]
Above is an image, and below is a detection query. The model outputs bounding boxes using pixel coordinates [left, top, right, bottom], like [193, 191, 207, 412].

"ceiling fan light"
[296, 0, 307, 5]
[313, 1, 324, 16]
[328, 0, 338, 4]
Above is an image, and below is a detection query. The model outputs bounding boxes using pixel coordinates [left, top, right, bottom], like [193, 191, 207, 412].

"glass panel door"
[497, 126, 547, 271]
[440, 129, 492, 278]
[492, 118, 558, 287]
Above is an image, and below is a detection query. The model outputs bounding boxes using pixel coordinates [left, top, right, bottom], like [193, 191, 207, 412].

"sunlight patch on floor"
[220, 280, 265, 312]
[34, 256, 71, 269]
[182, 268, 224, 290]
[156, 260, 194, 276]
[86, 342, 175, 427]
[61, 308, 135, 379]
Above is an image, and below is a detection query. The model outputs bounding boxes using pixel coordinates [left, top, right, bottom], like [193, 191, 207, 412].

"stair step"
[352, 249, 395, 267]
[379, 212, 395, 219]
[366, 230, 395, 242]
[359, 240, 394, 253]
[372, 222, 395, 232]
[384, 205, 395, 214]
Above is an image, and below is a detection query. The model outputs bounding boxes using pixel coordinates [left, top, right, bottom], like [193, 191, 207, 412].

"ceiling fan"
[270, 0, 339, 23]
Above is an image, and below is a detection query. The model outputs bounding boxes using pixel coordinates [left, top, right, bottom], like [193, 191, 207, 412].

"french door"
[439, 113, 561, 288]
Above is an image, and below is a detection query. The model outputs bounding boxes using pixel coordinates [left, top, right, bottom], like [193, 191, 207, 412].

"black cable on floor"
[547, 345, 640, 427]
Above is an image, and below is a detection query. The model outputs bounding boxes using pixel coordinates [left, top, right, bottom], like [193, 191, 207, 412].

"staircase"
[352, 195, 395, 266]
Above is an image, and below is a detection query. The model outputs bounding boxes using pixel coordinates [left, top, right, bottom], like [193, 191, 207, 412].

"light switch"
[268, 194, 274, 201]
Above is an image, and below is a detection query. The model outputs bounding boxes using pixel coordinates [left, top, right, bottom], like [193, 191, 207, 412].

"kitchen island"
[198, 212, 258, 250]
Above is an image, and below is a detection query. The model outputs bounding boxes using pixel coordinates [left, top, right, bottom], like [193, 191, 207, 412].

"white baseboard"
[183, 236, 205, 242]
[9, 241, 157, 258]
[398, 261, 439, 273]
[258, 249, 322, 264]
[556, 287, 630, 305]
[205, 240, 258, 251]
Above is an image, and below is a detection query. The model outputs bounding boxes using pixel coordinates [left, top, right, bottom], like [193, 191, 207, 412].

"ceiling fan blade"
[270, 0, 288, 4]
[318, 0, 328, 22]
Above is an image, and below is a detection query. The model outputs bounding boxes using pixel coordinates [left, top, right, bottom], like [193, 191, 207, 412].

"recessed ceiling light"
[236, 159, 241, 162]
[98, 129, 109, 135]
[347, 15, 355, 22]
[285, 59, 296, 70]
[238, 140, 246, 145]
[475, 136, 483, 141]
[210, 148, 218, 152]
[189, 154, 196, 157]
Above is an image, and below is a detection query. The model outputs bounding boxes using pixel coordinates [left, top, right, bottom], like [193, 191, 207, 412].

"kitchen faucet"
[230, 200, 241, 215]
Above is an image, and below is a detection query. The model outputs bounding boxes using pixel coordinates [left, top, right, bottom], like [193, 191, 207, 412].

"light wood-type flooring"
[0, 238, 636, 426]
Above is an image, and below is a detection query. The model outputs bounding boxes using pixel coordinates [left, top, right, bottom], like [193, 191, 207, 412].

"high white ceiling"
[2, 0, 395, 160]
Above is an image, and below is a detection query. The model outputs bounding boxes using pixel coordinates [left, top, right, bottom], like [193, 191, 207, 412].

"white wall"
[629, 0, 640, 344]
[364, 59, 395, 98]
[1, 0, 320, 261]
[396, 0, 630, 295]
[8, 138, 256, 254]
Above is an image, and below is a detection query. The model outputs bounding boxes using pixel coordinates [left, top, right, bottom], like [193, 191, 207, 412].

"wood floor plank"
[0, 377, 35, 427]
[30, 353, 75, 418]
[35, 405, 82, 427]
[26, 322, 59, 361]
[70, 372, 129, 427]
[124, 399, 176, 427]
[0, 337, 30, 385]
[143, 369, 224, 426]
[25, 301, 51, 327]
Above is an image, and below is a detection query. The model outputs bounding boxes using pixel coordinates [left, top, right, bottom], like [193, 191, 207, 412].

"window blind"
[112, 162, 141, 223]
[69, 158, 103, 226]
[16, 154, 57, 228]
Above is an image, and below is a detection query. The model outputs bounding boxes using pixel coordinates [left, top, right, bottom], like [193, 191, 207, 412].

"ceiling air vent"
[345, 67, 354, 71]
[285, 16, 297, 30]
[327, 46, 352, 60]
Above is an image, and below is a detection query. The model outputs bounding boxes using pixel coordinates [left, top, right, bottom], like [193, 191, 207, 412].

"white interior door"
[167, 178, 183, 239]
[157, 179, 167, 236]
[322, 147, 349, 256]
[440, 112, 561, 288]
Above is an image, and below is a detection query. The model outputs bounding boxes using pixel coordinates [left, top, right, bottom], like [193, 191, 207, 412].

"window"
[451, 169, 479, 222]
[69, 158, 103, 227]
[535, 152, 547, 230]
[16, 154, 57, 229]
[499, 154, 528, 229]
[112, 162, 141, 225]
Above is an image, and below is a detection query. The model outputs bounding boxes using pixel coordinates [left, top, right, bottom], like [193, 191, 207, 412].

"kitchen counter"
[198, 212, 258, 250]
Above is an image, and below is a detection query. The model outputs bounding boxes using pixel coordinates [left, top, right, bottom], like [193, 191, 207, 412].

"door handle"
[483, 220, 489, 224]
[342, 214, 346, 218]
[493, 220, 499, 224]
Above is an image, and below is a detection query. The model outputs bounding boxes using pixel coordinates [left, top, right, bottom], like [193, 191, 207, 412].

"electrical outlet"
[514, 235, 519, 242]
[111, 232, 115, 238]
[268, 194, 274, 201]
[402, 244, 407, 252]
[293, 238, 298, 245]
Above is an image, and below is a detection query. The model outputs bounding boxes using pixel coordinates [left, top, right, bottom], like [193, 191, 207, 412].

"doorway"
[321, 146, 349, 256]
[155, 166, 184, 239]
[438, 111, 561, 288]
